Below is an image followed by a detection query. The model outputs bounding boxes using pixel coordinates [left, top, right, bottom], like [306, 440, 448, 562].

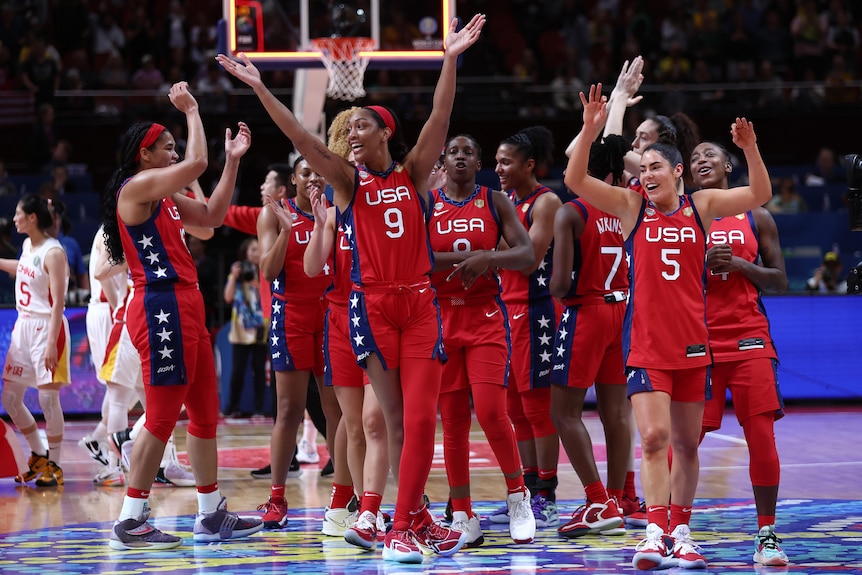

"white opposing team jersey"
[15, 237, 68, 315]
[88, 226, 128, 307]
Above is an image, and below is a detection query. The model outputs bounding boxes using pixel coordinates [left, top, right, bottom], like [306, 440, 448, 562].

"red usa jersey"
[342, 162, 433, 285]
[706, 211, 777, 361]
[118, 188, 198, 290]
[271, 198, 333, 301]
[15, 237, 68, 314]
[500, 185, 555, 305]
[326, 209, 354, 309]
[429, 185, 502, 299]
[623, 195, 711, 369]
[560, 199, 628, 305]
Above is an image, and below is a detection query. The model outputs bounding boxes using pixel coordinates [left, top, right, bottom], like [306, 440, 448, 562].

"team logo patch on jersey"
[434, 201, 444, 211]
[394, 164, 404, 173]
[735, 213, 746, 220]
[683, 207, 693, 217]
[358, 170, 370, 180]
[644, 207, 656, 216]
[474, 199, 485, 208]
[290, 211, 298, 221]
[33, 256, 41, 267]
[522, 204, 530, 213]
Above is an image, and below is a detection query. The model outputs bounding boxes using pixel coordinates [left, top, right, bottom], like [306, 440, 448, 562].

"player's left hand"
[731, 117, 757, 150]
[225, 122, 251, 160]
[446, 250, 493, 290]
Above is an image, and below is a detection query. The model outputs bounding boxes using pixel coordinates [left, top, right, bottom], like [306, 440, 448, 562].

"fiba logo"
[236, 15, 254, 34]
[413, 16, 442, 50]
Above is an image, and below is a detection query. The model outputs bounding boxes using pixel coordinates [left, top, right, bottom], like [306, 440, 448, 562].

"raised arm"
[404, 14, 486, 188]
[693, 118, 772, 222]
[175, 180, 213, 240]
[564, 84, 642, 228]
[0, 258, 16, 275]
[303, 189, 336, 277]
[118, 83, 208, 211]
[173, 122, 251, 228]
[216, 53, 355, 205]
[257, 195, 291, 283]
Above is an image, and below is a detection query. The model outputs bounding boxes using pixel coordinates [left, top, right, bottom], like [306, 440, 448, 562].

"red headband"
[364, 106, 396, 136]
[135, 123, 166, 162]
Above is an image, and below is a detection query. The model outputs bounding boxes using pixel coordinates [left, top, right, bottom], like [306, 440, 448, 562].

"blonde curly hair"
[327, 106, 359, 160]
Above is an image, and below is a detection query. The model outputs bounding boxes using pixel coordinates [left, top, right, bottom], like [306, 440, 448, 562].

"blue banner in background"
[0, 295, 859, 417]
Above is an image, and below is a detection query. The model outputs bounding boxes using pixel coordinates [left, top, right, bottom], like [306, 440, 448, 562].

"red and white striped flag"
[0, 420, 28, 478]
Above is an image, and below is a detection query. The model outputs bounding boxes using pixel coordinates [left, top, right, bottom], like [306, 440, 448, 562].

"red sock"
[669, 503, 692, 531]
[361, 491, 382, 516]
[758, 515, 776, 529]
[409, 505, 433, 530]
[538, 469, 557, 499]
[127, 487, 149, 499]
[608, 488, 625, 504]
[451, 496, 472, 515]
[624, 471, 637, 500]
[330, 482, 354, 509]
[197, 482, 218, 494]
[584, 480, 608, 504]
[270, 484, 286, 501]
[505, 477, 526, 494]
[647, 504, 669, 532]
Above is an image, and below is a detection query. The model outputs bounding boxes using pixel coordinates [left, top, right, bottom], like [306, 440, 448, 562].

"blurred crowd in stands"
[0, 0, 860, 299]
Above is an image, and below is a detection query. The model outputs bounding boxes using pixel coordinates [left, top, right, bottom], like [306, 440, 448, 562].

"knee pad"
[37, 390, 64, 438]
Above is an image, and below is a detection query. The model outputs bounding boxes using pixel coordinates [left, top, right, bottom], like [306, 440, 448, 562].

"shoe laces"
[257, 498, 284, 513]
[354, 511, 377, 532]
[758, 529, 783, 550]
[635, 527, 667, 552]
[510, 496, 532, 522]
[531, 495, 549, 515]
[674, 531, 703, 556]
[419, 521, 451, 541]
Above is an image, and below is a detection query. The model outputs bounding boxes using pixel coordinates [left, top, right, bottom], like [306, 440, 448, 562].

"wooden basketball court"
[2, 405, 860, 573]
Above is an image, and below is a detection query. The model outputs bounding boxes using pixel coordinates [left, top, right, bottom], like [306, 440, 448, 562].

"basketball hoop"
[311, 37, 375, 102]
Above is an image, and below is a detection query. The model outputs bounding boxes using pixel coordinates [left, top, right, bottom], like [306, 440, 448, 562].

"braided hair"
[500, 125, 554, 175]
[101, 122, 162, 265]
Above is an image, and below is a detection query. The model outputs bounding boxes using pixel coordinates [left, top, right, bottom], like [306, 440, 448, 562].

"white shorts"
[3, 313, 71, 387]
[86, 302, 113, 384]
[99, 321, 143, 390]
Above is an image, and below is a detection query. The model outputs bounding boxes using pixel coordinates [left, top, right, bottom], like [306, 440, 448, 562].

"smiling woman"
[564, 84, 773, 570]
[217, 13, 486, 563]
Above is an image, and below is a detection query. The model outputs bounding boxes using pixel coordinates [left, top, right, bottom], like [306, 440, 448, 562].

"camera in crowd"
[240, 261, 257, 282]
[845, 154, 862, 231]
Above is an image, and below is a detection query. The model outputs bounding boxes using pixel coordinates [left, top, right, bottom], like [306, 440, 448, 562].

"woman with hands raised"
[102, 81, 261, 551]
[218, 14, 486, 564]
[564, 84, 771, 571]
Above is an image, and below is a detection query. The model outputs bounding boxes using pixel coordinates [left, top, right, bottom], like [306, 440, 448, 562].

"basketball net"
[311, 37, 375, 101]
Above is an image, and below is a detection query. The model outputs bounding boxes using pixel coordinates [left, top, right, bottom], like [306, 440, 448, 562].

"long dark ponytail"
[101, 122, 158, 264]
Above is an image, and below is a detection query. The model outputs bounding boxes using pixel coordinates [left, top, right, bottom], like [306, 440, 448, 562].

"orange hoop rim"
[311, 37, 375, 61]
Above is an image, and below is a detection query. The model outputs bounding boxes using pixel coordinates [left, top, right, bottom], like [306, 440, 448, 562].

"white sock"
[118, 496, 148, 521]
[197, 489, 222, 514]
[24, 429, 47, 456]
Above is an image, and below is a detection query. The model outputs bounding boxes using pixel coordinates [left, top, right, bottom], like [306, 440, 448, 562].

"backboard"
[221, 0, 454, 69]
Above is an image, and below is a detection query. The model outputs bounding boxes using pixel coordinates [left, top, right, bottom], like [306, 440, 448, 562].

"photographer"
[223, 238, 268, 417]
[806, 251, 848, 294]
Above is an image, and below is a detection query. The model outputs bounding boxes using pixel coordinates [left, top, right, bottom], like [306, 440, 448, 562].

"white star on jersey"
[138, 234, 153, 249]
[538, 333, 552, 346]
[351, 314, 361, 328]
[536, 275, 547, 287]
[537, 315, 551, 329]
[539, 350, 552, 363]
[153, 266, 167, 278]
[344, 224, 353, 239]
[350, 294, 359, 309]
[353, 333, 365, 347]
[559, 327, 568, 340]
[270, 333, 280, 346]
[556, 344, 566, 357]
[146, 251, 160, 265]
[272, 301, 282, 316]
[157, 328, 172, 342]
[154, 309, 170, 324]
[537, 260, 548, 271]
[561, 309, 571, 322]
[158, 346, 174, 359]
[323, 263, 331, 275]
[272, 278, 280, 291]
